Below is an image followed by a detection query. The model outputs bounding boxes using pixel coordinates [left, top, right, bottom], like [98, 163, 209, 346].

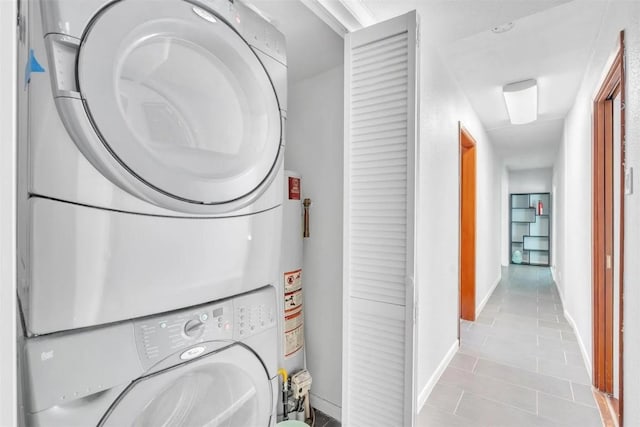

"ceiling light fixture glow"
[502, 79, 538, 125]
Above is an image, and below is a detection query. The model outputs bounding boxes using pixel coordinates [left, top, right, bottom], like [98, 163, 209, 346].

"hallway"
[418, 266, 602, 426]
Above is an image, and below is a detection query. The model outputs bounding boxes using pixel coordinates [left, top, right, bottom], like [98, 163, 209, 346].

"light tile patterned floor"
[417, 265, 603, 427]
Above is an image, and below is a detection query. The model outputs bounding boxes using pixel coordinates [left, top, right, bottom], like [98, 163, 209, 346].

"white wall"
[285, 66, 344, 420]
[501, 167, 510, 266]
[416, 38, 503, 408]
[552, 2, 640, 423]
[508, 168, 552, 194]
[0, 1, 17, 426]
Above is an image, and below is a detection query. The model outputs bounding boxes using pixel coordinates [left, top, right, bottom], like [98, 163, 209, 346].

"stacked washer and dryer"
[17, 0, 287, 425]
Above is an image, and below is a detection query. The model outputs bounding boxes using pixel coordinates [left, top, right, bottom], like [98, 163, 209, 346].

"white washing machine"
[22, 286, 279, 426]
[17, 0, 287, 335]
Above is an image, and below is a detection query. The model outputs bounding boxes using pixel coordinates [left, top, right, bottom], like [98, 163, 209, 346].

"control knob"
[184, 319, 205, 338]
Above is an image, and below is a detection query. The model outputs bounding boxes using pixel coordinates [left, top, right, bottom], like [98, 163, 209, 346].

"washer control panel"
[233, 290, 276, 341]
[133, 287, 276, 369]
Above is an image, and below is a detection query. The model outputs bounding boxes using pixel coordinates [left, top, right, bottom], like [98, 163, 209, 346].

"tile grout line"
[452, 390, 464, 415]
[569, 381, 575, 402]
[457, 361, 576, 400]
[457, 387, 541, 418]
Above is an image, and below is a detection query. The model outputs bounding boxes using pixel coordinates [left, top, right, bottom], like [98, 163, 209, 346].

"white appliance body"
[18, 0, 287, 335]
[22, 287, 279, 427]
[280, 171, 305, 373]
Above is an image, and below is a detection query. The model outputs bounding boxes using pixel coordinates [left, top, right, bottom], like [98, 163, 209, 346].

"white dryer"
[18, 0, 287, 335]
[22, 286, 279, 426]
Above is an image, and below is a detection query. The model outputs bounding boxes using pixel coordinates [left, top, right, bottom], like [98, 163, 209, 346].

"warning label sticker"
[288, 177, 301, 200]
[284, 306, 304, 357]
[285, 289, 303, 313]
[283, 269, 304, 357]
[284, 269, 302, 294]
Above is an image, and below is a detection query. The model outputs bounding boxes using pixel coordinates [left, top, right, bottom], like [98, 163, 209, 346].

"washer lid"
[78, 0, 282, 205]
[100, 345, 272, 426]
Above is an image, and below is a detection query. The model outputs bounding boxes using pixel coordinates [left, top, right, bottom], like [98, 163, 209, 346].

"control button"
[217, 316, 223, 322]
[200, 313, 209, 322]
[218, 322, 223, 328]
[159, 322, 167, 329]
[184, 319, 205, 338]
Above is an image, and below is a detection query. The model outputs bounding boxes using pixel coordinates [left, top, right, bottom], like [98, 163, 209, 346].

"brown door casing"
[592, 31, 625, 426]
[460, 125, 477, 322]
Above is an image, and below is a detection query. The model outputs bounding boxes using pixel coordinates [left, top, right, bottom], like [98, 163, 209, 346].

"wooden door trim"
[459, 124, 477, 322]
[592, 30, 625, 425]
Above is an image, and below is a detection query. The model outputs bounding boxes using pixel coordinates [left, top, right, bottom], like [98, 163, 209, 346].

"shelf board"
[523, 248, 549, 252]
[513, 220, 535, 224]
[511, 241, 523, 244]
[512, 208, 536, 211]
[510, 261, 550, 266]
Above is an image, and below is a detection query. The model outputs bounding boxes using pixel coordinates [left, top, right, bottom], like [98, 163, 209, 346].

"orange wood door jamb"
[460, 125, 476, 321]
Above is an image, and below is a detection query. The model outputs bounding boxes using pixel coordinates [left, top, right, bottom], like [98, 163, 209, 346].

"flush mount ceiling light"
[502, 79, 538, 125]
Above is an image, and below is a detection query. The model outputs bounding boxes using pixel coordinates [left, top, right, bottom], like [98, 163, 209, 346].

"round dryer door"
[100, 345, 273, 426]
[77, 0, 282, 206]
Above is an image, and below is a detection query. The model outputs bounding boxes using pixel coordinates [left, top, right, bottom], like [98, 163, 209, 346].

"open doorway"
[592, 31, 625, 425]
[459, 124, 477, 322]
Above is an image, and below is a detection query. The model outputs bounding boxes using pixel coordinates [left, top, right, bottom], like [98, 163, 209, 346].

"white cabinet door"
[343, 11, 419, 427]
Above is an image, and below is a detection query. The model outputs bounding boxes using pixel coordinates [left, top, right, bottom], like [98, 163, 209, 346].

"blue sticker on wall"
[24, 49, 45, 89]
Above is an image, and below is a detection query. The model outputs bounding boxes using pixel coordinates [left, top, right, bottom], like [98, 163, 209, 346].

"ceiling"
[247, 0, 343, 83]
[248, 0, 612, 170]
[314, 0, 610, 170]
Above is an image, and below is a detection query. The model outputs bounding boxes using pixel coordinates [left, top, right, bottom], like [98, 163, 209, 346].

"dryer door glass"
[78, 1, 282, 205]
[101, 345, 272, 426]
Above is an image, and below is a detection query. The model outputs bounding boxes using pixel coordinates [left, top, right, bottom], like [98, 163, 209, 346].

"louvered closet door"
[343, 11, 419, 427]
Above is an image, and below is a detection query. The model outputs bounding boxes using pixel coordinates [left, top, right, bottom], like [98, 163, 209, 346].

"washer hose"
[277, 368, 289, 420]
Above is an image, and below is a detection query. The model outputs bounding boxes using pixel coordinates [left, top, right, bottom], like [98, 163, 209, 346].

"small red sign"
[288, 177, 300, 200]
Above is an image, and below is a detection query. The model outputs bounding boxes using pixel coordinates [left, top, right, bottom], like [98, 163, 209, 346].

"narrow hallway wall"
[286, 66, 344, 420]
[416, 38, 502, 408]
[501, 168, 509, 266]
[553, 2, 640, 423]
[508, 168, 552, 194]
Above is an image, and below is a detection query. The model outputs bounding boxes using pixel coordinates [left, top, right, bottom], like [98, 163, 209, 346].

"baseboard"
[417, 339, 459, 412]
[310, 392, 341, 422]
[476, 275, 501, 316]
[563, 308, 593, 380]
[551, 277, 593, 380]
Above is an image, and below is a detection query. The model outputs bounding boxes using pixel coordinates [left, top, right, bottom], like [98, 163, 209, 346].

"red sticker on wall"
[288, 177, 300, 200]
